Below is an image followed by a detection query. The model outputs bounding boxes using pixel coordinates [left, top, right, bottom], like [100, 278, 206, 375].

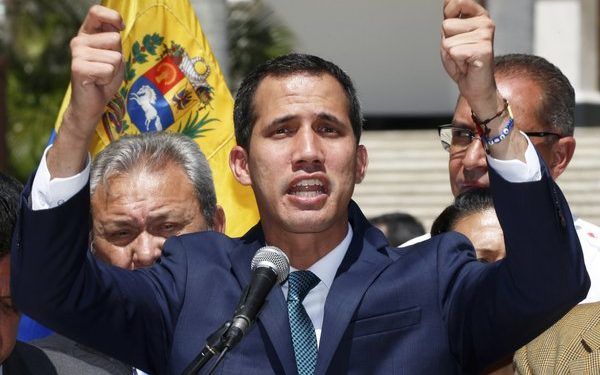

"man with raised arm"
[11, 1, 588, 373]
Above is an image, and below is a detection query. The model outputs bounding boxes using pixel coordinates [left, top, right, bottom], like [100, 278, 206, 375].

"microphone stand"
[181, 321, 232, 375]
[181, 287, 251, 375]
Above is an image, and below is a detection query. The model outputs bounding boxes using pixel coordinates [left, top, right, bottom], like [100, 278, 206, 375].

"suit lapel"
[315, 202, 393, 374]
[229, 225, 297, 375]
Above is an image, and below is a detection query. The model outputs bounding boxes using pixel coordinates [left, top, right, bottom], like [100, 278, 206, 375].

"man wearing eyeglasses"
[431, 54, 600, 373]
[435, 54, 600, 305]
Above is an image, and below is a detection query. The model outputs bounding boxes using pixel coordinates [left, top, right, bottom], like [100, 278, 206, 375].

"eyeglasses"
[437, 125, 480, 153]
[523, 131, 562, 139]
[437, 125, 563, 153]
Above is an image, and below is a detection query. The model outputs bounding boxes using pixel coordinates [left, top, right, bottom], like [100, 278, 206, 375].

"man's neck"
[263, 221, 350, 270]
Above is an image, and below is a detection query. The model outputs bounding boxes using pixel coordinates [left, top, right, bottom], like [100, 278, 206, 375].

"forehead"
[91, 164, 198, 209]
[252, 73, 350, 121]
[454, 75, 545, 132]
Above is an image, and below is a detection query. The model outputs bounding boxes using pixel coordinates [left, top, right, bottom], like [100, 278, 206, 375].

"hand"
[441, 0, 498, 116]
[48, 5, 124, 178]
[67, 5, 125, 133]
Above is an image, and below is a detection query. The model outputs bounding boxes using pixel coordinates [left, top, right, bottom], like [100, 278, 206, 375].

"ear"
[212, 205, 226, 234]
[355, 145, 368, 184]
[550, 136, 575, 179]
[229, 145, 252, 186]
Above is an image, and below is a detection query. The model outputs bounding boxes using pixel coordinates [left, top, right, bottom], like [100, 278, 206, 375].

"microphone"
[182, 246, 289, 375]
[224, 246, 290, 347]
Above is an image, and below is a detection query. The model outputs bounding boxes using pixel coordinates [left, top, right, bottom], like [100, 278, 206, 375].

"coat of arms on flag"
[103, 36, 218, 140]
[53, 0, 259, 237]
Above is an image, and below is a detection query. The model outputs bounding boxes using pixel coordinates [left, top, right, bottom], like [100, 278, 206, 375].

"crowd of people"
[0, 0, 597, 374]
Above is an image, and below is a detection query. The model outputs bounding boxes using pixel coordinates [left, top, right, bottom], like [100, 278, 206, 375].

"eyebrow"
[265, 112, 347, 131]
[315, 112, 346, 127]
[265, 115, 297, 132]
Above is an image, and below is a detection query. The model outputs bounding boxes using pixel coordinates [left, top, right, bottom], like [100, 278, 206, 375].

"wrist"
[62, 103, 101, 140]
[470, 92, 505, 123]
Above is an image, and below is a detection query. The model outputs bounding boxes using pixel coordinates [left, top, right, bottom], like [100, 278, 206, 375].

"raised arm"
[48, 5, 124, 179]
[438, 1, 589, 371]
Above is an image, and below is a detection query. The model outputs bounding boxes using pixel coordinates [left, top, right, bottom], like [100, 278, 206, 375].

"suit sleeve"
[439, 162, 590, 373]
[10, 178, 187, 374]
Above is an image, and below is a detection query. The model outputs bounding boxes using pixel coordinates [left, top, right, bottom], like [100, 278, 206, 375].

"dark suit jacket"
[2, 341, 57, 375]
[11, 166, 590, 374]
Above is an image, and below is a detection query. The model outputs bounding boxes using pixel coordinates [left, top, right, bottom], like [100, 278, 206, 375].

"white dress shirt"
[575, 217, 600, 304]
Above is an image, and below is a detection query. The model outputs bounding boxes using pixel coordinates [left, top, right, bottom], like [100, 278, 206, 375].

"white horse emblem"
[130, 85, 163, 131]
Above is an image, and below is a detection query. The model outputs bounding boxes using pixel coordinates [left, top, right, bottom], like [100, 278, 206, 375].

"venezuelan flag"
[53, 0, 258, 237]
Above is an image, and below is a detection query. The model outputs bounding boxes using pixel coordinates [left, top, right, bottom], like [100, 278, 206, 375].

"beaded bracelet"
[485, 117, 514, 146]
[478, 104, 514, 153]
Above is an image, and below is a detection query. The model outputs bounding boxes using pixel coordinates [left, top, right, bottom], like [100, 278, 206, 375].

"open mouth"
[287, 178, 328, 198]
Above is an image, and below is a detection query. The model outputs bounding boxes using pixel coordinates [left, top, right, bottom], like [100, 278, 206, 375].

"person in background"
[431, 188, 504, 263]
[0, 172, 57, 374]
[32, 132, 226, 375]
[440, 53, 600, 303]
[370, 212, 425, 247]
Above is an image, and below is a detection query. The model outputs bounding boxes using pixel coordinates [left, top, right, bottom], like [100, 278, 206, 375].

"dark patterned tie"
[287, 271, 320, 375]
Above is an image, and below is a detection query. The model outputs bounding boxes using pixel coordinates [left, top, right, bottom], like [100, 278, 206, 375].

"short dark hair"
[0, 172, 23, 258]
[233, 53, 363, 150]
[431, 188, 494, 236]
[494, 54, 575, 136]
[370, 212, 425, 247]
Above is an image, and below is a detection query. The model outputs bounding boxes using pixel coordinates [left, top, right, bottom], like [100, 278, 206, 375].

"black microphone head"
[251, 246, 290, 284]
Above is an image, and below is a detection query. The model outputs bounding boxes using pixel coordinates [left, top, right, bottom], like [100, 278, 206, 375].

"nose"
[462, 138, 488, 172]
[131, 233, 163, 269]
[292, 126, 324, 170]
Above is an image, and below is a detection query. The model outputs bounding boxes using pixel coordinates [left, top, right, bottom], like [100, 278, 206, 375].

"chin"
[283, 212, 334, 234]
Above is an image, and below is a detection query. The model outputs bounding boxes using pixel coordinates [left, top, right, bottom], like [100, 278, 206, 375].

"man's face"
[0, 255, 19, 363]
[453, 209, 505, 263]
[91, 163, 221, 269]
[231, 73, 367, 243]
[449, 75, 562, 196]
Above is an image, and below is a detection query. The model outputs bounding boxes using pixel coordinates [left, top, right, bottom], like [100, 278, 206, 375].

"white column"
[580, 0, 599, 101]
[488, 0, 535, 55]
[534, 0, 600, 103]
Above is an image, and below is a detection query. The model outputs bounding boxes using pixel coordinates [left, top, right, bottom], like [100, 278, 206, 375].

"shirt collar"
[289, 223, 353, 289]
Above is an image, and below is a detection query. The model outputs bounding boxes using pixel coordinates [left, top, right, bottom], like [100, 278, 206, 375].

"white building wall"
[263, 0, 457, 117]
[488, 0, 535, 55]
[534, 0, 600, 103]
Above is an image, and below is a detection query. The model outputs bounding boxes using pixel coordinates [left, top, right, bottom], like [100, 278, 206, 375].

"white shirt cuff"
[31, 145, 91, 210]
[486, 132, 541, 183]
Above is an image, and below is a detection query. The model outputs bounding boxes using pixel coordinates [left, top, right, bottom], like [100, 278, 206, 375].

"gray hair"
[90, 132, 218, 228]
[494, 54, 575, 137]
